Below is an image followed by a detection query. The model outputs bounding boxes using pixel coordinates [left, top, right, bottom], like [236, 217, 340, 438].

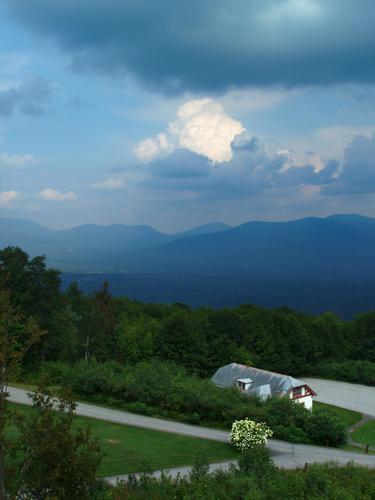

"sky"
[1, 0, 375, 232]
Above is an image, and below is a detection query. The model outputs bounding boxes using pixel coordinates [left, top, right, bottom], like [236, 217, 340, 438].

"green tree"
[115, 314, 157, 364]
[13, 390, 102, 499]
[0, 247, 61, 321]
[0, 247, 62, 365]
[87, 281, 116, 361]
[353, 312, 375, 361]
[157, 312, 207, 370]
[0, 290, 43, 497]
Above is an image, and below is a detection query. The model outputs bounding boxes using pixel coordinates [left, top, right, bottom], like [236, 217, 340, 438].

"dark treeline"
[1, 247, 374, 383]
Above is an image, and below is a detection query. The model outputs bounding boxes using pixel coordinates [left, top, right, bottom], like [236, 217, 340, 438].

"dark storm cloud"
[4, 0, 375, 93]
[0, 76, 53, 117]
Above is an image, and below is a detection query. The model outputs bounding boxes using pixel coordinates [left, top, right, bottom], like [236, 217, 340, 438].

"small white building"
[211, 362, 316, 410]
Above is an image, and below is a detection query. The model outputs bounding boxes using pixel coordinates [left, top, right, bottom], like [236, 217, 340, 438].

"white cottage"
[211, 362, 316, 410]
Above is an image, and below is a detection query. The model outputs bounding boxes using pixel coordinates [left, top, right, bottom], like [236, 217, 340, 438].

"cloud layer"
[5, 0, 375, 93]
[141, 127, 375, 204]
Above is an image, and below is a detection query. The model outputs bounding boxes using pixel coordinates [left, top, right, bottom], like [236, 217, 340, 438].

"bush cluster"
[230, 419, 273, 451]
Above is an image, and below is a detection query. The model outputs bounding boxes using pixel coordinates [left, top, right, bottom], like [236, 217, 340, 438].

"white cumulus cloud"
[90, 178, 124, 190]
[0, 190, 19, 206]
[134, 98, 245, 164]
[38, 188, 77, 201]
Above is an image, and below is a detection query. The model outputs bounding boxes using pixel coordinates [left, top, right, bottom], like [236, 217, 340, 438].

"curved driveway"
[7, 386, 375, 471]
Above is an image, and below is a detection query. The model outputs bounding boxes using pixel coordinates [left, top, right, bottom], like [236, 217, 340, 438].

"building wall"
[289, 386, 313, 410]
[295, 395, 313, 410]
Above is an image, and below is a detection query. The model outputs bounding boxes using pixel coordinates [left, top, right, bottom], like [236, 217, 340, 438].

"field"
[7, 402, 237, 476]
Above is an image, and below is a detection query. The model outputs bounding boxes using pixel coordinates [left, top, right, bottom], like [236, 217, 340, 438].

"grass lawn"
[314, 401, 362, 428]
[6, 402, 237, 477]
[352, 420, 375, 448]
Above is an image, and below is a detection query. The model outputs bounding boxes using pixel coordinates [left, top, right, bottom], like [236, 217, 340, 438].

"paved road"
[304, 378, 375, 416]
[8, 387, 375, 471]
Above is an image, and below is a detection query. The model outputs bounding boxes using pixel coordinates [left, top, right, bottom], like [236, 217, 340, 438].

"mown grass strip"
[352, 420, 375, 448]
[6, 402, 237, 476]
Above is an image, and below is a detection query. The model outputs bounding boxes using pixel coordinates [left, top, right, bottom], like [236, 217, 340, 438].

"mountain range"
[1, 213, 375, 274]
[2, 214, 375, 317]
[0, 218, 231, 271]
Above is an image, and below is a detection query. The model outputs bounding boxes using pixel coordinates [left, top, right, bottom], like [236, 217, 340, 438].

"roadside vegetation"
[103, 452, 375, 499]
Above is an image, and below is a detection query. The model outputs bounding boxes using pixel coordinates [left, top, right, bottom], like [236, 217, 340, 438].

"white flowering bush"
[230, 419, 273, 451]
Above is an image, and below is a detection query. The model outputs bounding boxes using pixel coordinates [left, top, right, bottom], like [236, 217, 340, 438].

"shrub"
[272, 424, 310, 444]
[125, 402, 154, 416]
[230, 419, 273, 451]
[238, 446, 276, 489]
[39, 361, 71, 385]
[303, 413, 347, 446]
[62, 360, 127, 396]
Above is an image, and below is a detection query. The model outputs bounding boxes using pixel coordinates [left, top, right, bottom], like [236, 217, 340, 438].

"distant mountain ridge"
[124, 214, 375, 275]
[0, 218, 231, 271]
[1, 214, 375, 275]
